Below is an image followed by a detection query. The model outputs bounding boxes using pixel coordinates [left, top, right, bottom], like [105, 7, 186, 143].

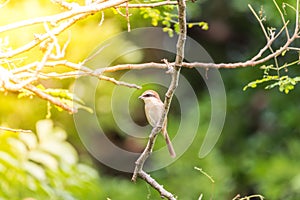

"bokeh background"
[0, 0, 300, 199]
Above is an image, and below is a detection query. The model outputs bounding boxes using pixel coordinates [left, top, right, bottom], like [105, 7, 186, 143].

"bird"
[139, 90, 176, 158]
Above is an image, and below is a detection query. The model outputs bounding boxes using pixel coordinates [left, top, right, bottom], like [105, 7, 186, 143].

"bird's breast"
[144, 102, 164, 127]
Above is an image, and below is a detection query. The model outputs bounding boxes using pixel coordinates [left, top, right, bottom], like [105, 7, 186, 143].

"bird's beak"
[138, 95, 143, 100]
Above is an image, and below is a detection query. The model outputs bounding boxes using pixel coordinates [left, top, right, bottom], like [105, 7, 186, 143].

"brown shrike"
[139, 90, 176, 158]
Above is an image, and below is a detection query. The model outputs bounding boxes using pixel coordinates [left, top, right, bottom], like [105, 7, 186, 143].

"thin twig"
[295, 0, 299, 34]
[232, 194, 264, 200]
[288, 46, 300, 51]
[50, 0, 78, 10]
[98, 11, 105, 26]
[0, 0, 175, 35]
[251, 21, 289, 62]
[103, 62, 168, 72]
[0, 0, 129, 59]
[117, 1, 178, 8]
[248, 4, 280, 74]
[0, 127, 32, 133]
[35, 23, 55, 72]
[0, 13, 86, 58]
[248, 4, 269, 41]
[98, 75, 141, 89]
[126, 1, 131, 32]
[11, 60, 142, 89]
[273, 0, 290, 39]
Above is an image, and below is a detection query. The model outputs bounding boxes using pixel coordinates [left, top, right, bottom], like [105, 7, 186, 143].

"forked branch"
[131, 0, 186, 198]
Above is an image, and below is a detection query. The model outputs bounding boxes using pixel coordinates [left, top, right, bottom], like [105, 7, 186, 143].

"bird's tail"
[162, 128, 176, 158]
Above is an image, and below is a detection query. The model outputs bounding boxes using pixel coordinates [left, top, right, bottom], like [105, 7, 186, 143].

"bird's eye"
[144, 93, 154, 97]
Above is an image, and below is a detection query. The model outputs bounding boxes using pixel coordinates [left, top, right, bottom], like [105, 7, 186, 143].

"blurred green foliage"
[138, 4, 208, 37]
[0, 120, 102, 200]
[0, 0, 300, 200]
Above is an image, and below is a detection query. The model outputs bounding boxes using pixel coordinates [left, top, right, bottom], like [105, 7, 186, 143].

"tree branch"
[131, 0, 186, 198]
[0, 0, 177, 35]
[0, 127, 32, 133]
[139, 170, 176, 199]
[118, 1, 178, 8]
[0, 0, 128, 34]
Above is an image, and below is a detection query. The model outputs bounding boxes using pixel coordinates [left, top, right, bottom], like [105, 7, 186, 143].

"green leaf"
[36, 120, 78, 164]
[45, 88, 91, 113]
[19, 132, 38, 149]
[7, 138, 27, 158]
[0, 151, 19, 168]
[265, 82, 279, 90]
[281, 49, 287, 56]
[293, 76, 300, 82]
[44, 88, 84, 104]
[152, 19, 158, 26]
[17, 86, 91, 113]
[162, 20, 170, 27]
[259, 64, 274, 70]
[139, 6, 178, 36]
[73, 101, 94, 113]
[199, 22, 209, 30]
[143, 13, 149, 18]
[18, 89, 34, 98]
[188, 23, 194, 28]
[243, 76, 279, 91]
[174, 23, 180, 34]
[28, 149, 58, 170]
[23, 161, 46, 181]
[163, 27, 174, 37]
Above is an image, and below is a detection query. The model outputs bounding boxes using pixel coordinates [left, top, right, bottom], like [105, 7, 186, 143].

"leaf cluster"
[0, 120, 102, 199]
[243, 2, 300, 94]
[18, 85, 92, 116]
[139, 4, 208, 37]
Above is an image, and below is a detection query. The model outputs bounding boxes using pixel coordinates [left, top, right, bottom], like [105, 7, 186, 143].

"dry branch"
[118, 1, 178, 8]
[0, 127, 32, 133]
[1, 0, 299, 115]
[131, 0, 186, 198]
[139, 170, 176, 199]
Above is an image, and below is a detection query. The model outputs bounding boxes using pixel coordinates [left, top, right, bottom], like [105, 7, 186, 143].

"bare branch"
[103, 62, 168, 72]
[139, 170, 176, 200]
[0, 0, 128, 59]
[2, 75, 76, 113]
[0, 13, 84, 58]
[98, 74, 141, 89]
[0, 0, 174, 35]
[10, 60, 142, 89]
[0, 127, 32, 133]
[295, 0, 300, 34]
[248, 4, 280, 73]
[273, 0, 290, 39]
[50, 0, 79, 10]
[131, 0, 186, 198]
[287, 46, 300, 51]
[23, 83, 76, 113]
[118, 1, 178, 8]
[248, 4, 270, 41]
[251, 20, 289, 62]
